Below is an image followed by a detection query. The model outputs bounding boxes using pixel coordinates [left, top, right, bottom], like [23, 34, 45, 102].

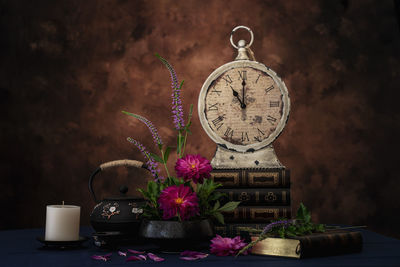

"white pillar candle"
[45, 204, 80, 241]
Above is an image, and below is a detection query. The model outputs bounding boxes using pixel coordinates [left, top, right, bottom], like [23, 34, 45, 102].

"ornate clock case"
[198, 26, 290, 169]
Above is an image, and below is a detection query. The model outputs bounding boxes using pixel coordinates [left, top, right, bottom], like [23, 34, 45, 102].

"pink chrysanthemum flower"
[158, 184, 199, 221]
[210, 235, 248, 256]
[175, 154, 212, 184]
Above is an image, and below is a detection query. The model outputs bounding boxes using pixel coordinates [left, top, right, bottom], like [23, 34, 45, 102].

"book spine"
[299, 231, 363, 258]
[217, 188, 291, 205]
[250, 231, 363, 258]
[222, 206, 292, 223]
[214, 223, 264, 239]
[210, 168, 290, 188]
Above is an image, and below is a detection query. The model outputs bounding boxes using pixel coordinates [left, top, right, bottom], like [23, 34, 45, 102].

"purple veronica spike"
[127, 137, 164, 181]
[123, 111, 163, 146]
[261, 219, 294, 235]
[156, 54, 185, 130]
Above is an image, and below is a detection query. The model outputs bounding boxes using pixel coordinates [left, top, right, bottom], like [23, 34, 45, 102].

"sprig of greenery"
[196, 179, 240, 224]
[237, 203, 325, 256]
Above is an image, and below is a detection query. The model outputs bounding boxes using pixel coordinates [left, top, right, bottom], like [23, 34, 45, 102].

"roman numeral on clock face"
[212, 116, 224, 130]
[257, 128, 265, 136]
[238, 70, 247, 81]
[270, 101, 279, 107]
[267, 115, 277, 125]
[210, 85, 221, 96]
[255, 74, 261, 83]
[208, 103, 218, 111]
[241, 132, 249, 142]
[224, 127, 234, 139]
[265, 85, 274, 93]
[222, 75, 232, 85]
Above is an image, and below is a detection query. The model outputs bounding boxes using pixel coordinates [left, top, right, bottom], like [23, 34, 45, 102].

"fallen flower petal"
[126, 255, 145, 262]
[138, 254, 147, 260]
[118, 251, 127, 257]
[147, 252, 165, 262]
[128, 249, 146, 254]
[91, 253, 112, 261]
[180, 251, 209, 260]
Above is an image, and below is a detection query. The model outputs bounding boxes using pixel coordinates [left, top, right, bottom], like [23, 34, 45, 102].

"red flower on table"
[158, 184, 199, 220]
[175, 154, 212, 184]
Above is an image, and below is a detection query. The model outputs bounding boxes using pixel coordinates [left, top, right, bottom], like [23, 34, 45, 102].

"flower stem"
[181, 131, 188, 158]
[178, 130, 183, 158]
[160, 149, 171, 178]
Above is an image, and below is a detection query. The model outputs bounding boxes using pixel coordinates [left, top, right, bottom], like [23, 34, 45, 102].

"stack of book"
[211, 168, 292, 238]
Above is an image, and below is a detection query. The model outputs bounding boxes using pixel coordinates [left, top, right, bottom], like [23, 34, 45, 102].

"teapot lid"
[103, 185, 145, 202]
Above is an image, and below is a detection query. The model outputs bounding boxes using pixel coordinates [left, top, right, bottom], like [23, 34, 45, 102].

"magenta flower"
[210, 235, 248, 256]
[158, 184, 199, 220]
[156, 54, 185, 130]
[175, 154, 213, 184]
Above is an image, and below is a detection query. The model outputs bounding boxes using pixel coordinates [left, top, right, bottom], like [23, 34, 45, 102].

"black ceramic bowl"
[139, 219, 214, 252]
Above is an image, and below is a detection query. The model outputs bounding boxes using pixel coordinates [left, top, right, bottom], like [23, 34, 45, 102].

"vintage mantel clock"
[198, 26, 290, 169]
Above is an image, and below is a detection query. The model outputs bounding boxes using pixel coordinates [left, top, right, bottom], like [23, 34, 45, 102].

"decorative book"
[222, 206, 292, 223]
[250, 230, 363, 258]
[214, 223, 264, 240]
[210, 168, 290, 188]
[217, 188, 290, 206]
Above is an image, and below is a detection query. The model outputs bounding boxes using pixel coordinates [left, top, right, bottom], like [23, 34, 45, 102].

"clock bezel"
[198, 60, 290, 153]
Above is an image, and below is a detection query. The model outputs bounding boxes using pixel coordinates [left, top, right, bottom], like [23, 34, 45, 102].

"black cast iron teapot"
[89, 159, 147, 234]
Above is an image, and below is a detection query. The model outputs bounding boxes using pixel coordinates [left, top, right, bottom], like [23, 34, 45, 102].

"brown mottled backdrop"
[1, 0, 400, 238]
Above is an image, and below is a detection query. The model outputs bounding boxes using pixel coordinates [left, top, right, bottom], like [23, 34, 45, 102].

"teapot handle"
[89, 159, 148, 203]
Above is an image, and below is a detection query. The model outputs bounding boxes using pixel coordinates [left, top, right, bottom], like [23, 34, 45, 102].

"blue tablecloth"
[1, 226, 399, 266]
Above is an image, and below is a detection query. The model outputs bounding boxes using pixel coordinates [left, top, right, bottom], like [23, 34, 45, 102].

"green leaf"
[296, 202, 311, 223]
[163, 146, 171, 162]
[147, 181, 158, 199]
[217, 201, 241, 212]
[213, 212, 225, 225]
[179, 80, 184, 89]
[150, 153, 164, 163]
[213, 201, 220, 211]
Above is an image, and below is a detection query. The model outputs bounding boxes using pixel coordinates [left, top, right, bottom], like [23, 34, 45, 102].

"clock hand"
[241, 79, 246, 108]
[231, 86, 246, 109]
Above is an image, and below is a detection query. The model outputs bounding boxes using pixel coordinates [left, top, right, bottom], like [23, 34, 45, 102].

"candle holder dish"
[36, 236, 89, 249]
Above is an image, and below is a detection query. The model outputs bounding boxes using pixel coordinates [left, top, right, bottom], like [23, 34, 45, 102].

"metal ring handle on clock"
[230, 25, 254, 49]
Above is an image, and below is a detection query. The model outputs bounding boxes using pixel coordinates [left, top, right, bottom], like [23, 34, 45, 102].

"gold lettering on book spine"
[211, 171, 239, 186]
[250, 208, 279, 219]
[214, 226, 227, 236]
[248, 172, 279, 186]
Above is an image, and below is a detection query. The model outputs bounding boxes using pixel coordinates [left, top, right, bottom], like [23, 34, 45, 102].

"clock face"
[199, 61, 289, 152]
